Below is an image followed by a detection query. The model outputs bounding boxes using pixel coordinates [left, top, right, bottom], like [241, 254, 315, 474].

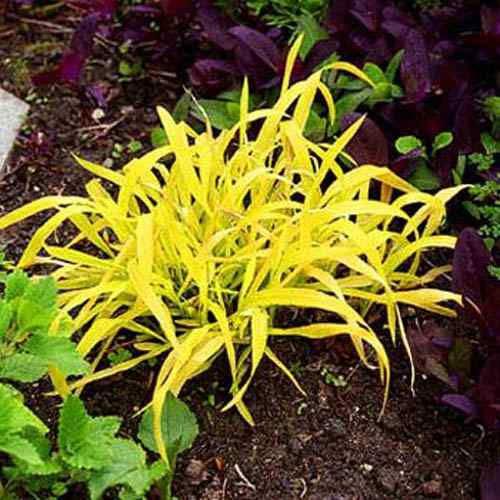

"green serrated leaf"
[483, 96, 500, 121]
[4, 270, 30, 302]
[217, 88, 241, 102]
[58, 396, 121, 470]
[0, 383, 48, 435]
[0, 300, 13, 340]
[296, 13, 328, 60]
[488, 264, 500, 279]
[0, 433, 46, 466]
[481, 132, 500, 155]
[462, 200, 481, 219]
[16, 299, 56, 335]
[24, 276, 57, 310]
[53, 313, 73, 338]
[334, 75, 366, 91]
[12, 427, 62, 476]
[24, 334, 89, 376]
[0, 352, 48, 382]
[138, 393, 198, 462]
[108, 348, 133, 366]
[88, 440, 166, 500]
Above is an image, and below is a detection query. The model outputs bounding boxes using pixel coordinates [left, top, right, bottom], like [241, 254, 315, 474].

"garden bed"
[1, 4, 499, 499]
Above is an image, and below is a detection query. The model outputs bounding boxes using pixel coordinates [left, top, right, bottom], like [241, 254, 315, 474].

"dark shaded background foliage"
[16, 0, 500, 186]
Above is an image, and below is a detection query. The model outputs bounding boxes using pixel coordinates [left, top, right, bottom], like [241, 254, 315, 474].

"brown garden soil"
[1, 9, 500, 500]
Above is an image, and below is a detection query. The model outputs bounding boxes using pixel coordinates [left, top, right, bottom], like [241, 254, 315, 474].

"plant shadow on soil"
[1, 13, 499, 500]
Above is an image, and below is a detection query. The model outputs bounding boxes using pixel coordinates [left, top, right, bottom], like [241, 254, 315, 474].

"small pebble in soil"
[184, 458, 209, 485]
[361, 463, 373, 473]
[422, 479, 443, 498]
[92, 108, 105, 121]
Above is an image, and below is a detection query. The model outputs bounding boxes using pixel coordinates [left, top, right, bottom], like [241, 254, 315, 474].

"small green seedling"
[107, 347, 133, 366]
[321, 367, 348, 387]
[394, 131, 453, 191]
[127, 140, 143, 154]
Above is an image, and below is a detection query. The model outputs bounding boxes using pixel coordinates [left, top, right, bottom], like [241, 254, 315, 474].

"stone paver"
[0, 88, 29, 172]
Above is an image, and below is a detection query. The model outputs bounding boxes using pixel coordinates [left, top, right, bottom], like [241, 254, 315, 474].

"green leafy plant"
[235, 0, 329, 44]
[331, 50, 405, 131]
[394, 131, 453, 191]
[0, 269, 89, 383]
[451, 132, 499, 267]
[138, 393, 199, 499]
[107, 347, 133, 366]
[183, 49, 404, 141]
[413, 0, 442, 11]
[320, 367, 347, 387]
[0, 38, 464, 461]
[0, 391, 168, 499]
[483, 96, 500, 138]
[466, 181, 500, 257]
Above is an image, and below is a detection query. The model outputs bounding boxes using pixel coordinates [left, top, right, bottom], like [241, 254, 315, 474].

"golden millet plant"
[0, 37, 464, 463]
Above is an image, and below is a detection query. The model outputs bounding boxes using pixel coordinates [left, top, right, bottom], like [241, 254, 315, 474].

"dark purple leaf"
[452, 228, 492, 312]
[400, 29, 431, 103]
[32, 14, 98, 86]
[476, 354, 500, 428]
[441, 394, 480, 419]
[229, 26, 282, 74]
[86, 84, 108, 108]
[325, 0, 351, 35]
[349, 0, 380, 33]
[452, 229, 500, 342]
[407, 321, 454, 387]
[340, 113, 389, 166]
[65, 0, 117, 17]
[390, 148, 422, 178]
[304, 39, 340, 74]
[482, 280, 500, 342]
[481, 6, 500, 35]
[480, 464, 500, 500]
[452, 94, 481, 155]
[70, 14, 98, 56]
[196, 1, 235, 51]
[461, 8, 500, 54]
[58, 52, 87, 83]
[159, 0, 193, 17]
[189, 59, 238, 95]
